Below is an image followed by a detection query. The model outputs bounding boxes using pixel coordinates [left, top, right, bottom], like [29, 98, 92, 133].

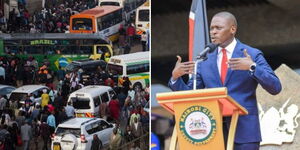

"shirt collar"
[218, 38, 237, 54]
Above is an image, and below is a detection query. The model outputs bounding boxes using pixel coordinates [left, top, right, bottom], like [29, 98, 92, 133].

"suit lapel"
[224, 41, 244, 86]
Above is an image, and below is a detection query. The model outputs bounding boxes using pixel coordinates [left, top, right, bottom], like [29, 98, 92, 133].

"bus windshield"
[138, 9, 149, 21]
[107, 64, 123, 75]
[72, 18, 93, 30]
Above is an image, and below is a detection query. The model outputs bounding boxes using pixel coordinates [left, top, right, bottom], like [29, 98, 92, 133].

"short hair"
[213, 11, 237, 28]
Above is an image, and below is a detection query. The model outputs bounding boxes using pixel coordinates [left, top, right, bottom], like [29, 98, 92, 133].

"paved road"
[16, 137, 50, 150]
[16, 138, 110, 150]
[113, 41, 144, 55]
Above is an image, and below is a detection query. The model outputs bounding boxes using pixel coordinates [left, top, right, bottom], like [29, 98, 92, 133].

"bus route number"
[111, 58, 121, 64]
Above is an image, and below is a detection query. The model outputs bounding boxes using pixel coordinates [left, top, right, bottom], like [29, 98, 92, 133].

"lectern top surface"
[156, 88, 248, 116]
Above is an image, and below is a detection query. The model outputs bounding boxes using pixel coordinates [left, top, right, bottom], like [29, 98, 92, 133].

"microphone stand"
[193, 56, 207, 90]
[192, 43, 218, 90]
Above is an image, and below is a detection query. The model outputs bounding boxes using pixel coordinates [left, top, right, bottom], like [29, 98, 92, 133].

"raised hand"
[172, 56, 195, 80]
[228, 49, 254, 70]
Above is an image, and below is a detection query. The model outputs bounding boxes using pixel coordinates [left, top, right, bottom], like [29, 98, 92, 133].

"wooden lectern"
[156, 87, 248, 150]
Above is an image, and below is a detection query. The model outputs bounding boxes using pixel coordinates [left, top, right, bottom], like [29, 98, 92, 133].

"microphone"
[197, 43, 219, 59]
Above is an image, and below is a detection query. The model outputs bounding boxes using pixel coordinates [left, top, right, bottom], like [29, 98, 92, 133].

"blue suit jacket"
[169, 40, 282, 143]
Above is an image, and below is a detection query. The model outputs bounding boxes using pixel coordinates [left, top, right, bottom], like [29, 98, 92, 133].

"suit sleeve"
[169, 62, 205, 91]
[252, 52, 282, 95]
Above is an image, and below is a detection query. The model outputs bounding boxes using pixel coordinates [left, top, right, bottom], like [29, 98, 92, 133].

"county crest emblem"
[179, 106, 217, 145]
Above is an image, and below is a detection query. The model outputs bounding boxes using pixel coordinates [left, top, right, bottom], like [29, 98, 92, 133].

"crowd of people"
[0, 53, 149, 149]
[0, 0, 98, 33]
[0, 0, 149, 149]
[118, 23, 149, 55]
[0, 0, 149, 52]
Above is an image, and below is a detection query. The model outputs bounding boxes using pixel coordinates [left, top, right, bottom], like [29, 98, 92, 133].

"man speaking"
[169, 11, 282, 150]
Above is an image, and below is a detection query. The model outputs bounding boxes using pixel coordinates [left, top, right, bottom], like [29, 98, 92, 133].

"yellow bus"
[69, 6, 125, 42]
[135, 0, 149, 35]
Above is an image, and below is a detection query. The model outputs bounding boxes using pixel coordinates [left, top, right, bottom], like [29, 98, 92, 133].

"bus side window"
[4, 46, 10, 54]
[127, 63, 149, 74]
[63, 46, 72, 54]
[47, 49, 54, 54]
[145, 63, 149, 71]
[79, 46, 92, 54]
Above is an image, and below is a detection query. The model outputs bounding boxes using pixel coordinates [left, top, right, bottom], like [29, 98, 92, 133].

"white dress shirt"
[217, 38, 237, 76]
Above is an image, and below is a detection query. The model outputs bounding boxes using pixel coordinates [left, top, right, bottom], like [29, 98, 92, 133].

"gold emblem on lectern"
[179, 106, 217, 145]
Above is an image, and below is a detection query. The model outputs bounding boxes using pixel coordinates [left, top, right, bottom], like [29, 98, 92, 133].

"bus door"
[90, 44, 113, 62]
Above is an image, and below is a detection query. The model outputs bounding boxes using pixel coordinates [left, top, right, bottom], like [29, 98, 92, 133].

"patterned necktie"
[221, 48, 228, 85]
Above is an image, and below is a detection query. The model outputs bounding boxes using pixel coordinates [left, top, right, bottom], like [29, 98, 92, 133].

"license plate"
[53, 145, 60, 150]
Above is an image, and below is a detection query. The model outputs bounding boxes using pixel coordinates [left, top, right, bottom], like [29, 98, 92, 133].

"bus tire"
[133, 82, 142, 90]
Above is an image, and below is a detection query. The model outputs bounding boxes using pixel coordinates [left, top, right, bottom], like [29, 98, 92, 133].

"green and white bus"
[0, 33, 113, 71]
[107, 51, 149, 89]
